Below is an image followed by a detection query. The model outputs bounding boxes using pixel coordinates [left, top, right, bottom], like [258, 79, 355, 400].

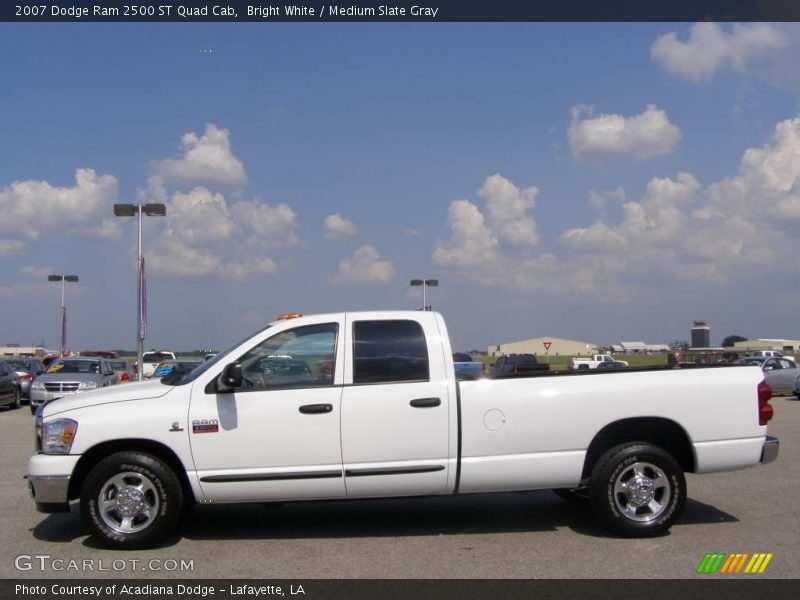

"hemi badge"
[169, 422, 184, 432]
[192, 419, 219, 434]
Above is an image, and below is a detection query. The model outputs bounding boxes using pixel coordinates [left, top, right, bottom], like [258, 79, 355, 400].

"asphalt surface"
[1, 395, 797, 580]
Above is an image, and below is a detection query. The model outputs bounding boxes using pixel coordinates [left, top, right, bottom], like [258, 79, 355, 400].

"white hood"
[43, 379, 175, 416]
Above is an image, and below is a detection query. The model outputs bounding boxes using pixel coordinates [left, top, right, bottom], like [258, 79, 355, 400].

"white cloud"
[323, 213, 358, 240]
[0, 168, 119, 242]
[142, 187, 298, 279]
[478, 174, 539, 246]
[433, 200, 498, 268]
[439, 117, 800, 299]
[0, 240, 24, 256]
[153, 123, 247, 187]
[19, 266, 54, 279]
[651, 22, 785, 82]
[332, 245, 394, 285]
[568, 104, 682, 160]
[589, 186, 627, 210]
[232, 200, 299, 247]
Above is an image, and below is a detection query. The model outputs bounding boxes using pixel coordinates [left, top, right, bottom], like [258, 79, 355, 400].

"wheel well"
[581, 417, 695, 480]
[68, 439, 196, 505]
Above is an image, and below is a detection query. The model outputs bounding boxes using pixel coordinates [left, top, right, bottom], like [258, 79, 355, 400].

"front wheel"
[80, 451, 183, 550]
[11, 388, 21, 410]
[589, 443, 686, 537]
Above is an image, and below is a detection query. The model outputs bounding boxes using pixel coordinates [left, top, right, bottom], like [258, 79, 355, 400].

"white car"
[138, 351, 177, 378]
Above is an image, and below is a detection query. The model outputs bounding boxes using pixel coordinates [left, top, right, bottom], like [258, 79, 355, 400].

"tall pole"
[422, 282, 427, 312]
[60, 278, 66, 357]
[137, 207, 144, 381]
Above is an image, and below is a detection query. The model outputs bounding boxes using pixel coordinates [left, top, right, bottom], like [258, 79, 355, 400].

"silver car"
[736, 356, 798, 394]
[29, 357, 117, 414]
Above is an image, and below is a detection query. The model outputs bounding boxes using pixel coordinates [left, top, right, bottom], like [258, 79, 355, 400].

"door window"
[352, 320, 429, 384]
[235, 323, 338, 391]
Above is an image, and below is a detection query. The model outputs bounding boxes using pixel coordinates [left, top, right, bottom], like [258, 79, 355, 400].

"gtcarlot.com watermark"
[14, 554, 194, 572]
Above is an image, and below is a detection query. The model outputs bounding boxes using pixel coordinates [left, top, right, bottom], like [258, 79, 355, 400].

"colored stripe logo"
[697, 553, 773, 574]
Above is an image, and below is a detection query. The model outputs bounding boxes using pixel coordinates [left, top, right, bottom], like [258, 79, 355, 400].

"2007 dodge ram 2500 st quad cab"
[27, 311, 779, 549]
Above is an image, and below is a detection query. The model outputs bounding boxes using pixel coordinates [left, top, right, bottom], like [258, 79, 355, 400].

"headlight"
[78, 381, 98, 391]
[41, 419, 78, 454]
[32, 381, 45, 390]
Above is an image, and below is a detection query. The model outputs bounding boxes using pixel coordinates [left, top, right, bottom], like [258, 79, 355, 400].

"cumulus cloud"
[0, 240, 24, 256]
[478, 174, 539, 246]
[651, 22, 785, 82]
[143, 186, 297, 279]
[433, 200, 498, 268]
[0, 168, 120, 244]
[323, 213, 358, 240]
[568, 104, 682, 161]
[332, 245, 394, 285]
[152, 123, 247, 187]
[19, 266, 55, 279]
[438, 116, 800, 299]
[433, 174, 540, 270]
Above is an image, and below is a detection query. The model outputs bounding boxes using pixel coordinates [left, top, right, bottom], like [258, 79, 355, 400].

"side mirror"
[763, 366, 773, 371]
[216, 362, 243, 393]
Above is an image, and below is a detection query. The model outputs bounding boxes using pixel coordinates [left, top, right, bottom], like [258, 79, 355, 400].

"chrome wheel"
[612, 461, 671, 522]
[97, 471, 160, 534]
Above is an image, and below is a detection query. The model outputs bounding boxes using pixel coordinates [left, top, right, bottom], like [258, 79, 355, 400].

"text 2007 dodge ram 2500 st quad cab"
[27, 311, 779, 549]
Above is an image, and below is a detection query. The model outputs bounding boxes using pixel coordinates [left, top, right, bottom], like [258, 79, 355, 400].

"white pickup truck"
[569, 354, 629, 370]
[27, 311, 778, 549]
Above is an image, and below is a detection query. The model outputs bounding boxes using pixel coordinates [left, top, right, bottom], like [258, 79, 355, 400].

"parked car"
[569, 354, 629, 370]
[81, 350, 121, 360]
[453, 353, 483, 380]
[29, 357, 117, 414]
[748, 351, 795, 364]
[108, 359, 136, 383]
[151, 359, 202, 379]
[490, 353, 549, 375]
[138, 351, 177, 378]
[0, 361, 22, 410]
[2, 357, 45, 398]
[735, 356, 798, 393]
[794, 373, 800, 400]
[596, 360, 627, 369]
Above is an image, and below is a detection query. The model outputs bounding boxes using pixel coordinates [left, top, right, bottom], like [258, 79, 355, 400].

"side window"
[236, 323, 338, 391]
[353, 320, 429, 384]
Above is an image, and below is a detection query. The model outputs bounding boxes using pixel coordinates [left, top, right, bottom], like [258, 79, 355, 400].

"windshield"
[4, 359, 31, 370]
[46, 359, 101, 374]
[143, 352, 175, 362]
[162, 325, 273, 386]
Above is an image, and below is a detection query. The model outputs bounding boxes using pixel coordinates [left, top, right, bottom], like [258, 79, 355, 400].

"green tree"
[721, 335, 748, 348]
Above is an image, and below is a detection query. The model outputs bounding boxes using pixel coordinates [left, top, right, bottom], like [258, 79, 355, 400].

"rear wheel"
[11, 388, 21, 410]
[589, 443, 685, 537]
[80, 451, 183, 550]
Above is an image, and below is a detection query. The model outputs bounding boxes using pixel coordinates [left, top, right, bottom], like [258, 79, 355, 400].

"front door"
[189, 318, 345, 502]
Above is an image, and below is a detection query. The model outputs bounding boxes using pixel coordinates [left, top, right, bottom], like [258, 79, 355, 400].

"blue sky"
[2, 23, 800, 352]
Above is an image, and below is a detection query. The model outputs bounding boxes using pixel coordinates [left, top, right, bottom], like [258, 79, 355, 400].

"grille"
[43, 382, 80, 392]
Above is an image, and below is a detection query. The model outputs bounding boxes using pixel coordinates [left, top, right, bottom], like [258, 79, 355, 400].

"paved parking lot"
[1, 397, 797, 579]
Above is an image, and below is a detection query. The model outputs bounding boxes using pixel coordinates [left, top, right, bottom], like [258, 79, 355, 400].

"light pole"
[47, 274, 79, 357]
[114, 203, 166, 380]
[410, 278, 439, 311]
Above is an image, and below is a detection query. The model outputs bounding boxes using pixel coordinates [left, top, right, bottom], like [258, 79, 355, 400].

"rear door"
[340, 314, 452, 497]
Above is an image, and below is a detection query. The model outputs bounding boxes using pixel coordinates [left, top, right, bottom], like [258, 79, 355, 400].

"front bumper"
[30, 389, 78, 406]
[27, 453, 80, 513]
[761, 436, 779, 465]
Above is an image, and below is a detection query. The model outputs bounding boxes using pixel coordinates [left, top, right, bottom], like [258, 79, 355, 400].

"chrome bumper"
[27, 475, 71, 513]
[761, 436, 779, 465]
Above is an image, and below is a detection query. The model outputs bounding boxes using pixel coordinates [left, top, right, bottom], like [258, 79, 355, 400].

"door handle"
[298, 403, 333, 414]
[410, 397, 441, 408]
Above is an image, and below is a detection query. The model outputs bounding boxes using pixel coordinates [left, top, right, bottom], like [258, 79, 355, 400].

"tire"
[588, 442, 686, 537]
[11, 388, 21, 410]
[553, 487, 590, 504]
[30, 404, 37, 415]
[80, 451, 183, 550]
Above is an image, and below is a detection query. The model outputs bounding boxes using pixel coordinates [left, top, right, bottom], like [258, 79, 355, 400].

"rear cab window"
[352, 320, 429, 384]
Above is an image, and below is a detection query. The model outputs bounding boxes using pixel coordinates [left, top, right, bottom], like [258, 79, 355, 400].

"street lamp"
[114, 203, 167, 380]
[48, 274, 79, 357]
[410, 278, 439, 311]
